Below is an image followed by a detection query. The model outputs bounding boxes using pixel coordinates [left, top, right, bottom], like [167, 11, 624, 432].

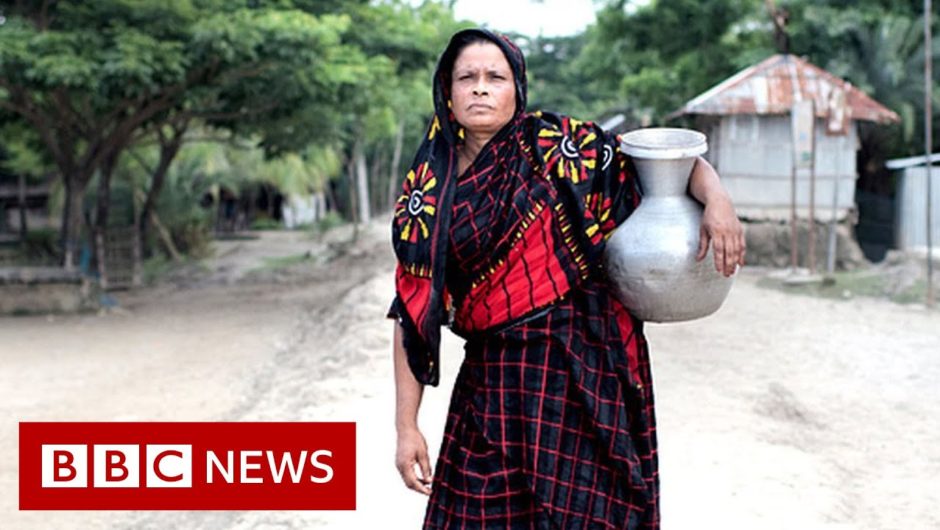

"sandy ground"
[1, 220, 938, 530]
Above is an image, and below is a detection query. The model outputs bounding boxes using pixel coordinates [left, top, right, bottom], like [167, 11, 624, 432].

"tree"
[0, 1, 361, 270]
[776, 1, 940, 190]
[578, 0, 768, 122]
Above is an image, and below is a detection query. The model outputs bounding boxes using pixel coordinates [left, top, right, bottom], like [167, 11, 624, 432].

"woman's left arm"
[688, 156, 746, 277]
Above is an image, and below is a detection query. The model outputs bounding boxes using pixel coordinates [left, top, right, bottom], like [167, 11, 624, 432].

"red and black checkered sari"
[390, 29, 658, 529]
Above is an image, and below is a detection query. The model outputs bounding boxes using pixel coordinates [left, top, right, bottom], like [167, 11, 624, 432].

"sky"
[451, 0, 599, 37]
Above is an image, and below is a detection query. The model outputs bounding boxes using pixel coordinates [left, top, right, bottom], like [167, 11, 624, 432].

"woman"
[388, 29, 745, 529]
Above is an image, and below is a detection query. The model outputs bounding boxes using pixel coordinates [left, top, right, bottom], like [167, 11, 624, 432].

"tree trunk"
[267, 183, 276, 219]
[139, 131, 184, 255]
[346, 155, 360, 241]
[387, 119, 405, 212]
[151, 208, 183, 262]
[325, 179, 339, 216]
[369, 150, 383, 217]
[354, 136, 371, 224]
[314, 192, 325, 221]
[132, 191, 143, 287]
[94, 154, 117, 289]
[60, 174, 89, 271]
[17, 173, 28, 242]
[134, 188, 182, 263]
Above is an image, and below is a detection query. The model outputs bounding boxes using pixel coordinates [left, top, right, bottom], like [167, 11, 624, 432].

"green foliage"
[578, 0, 769, 121]
[250, 217, 282, 230]
[0, 123, 52, 181]
[335, 1, 466, 171]
[312, 210, 345, 235]
[0, 0, 407, 265]
[557, 0, 937, 161]
[141, 253, 176, 285]
[20, 228, 60, 264]
[133, 143, 216, 256]
[522, 33, 600, 118]
[786, 1, 938, 159]
[12, 0, 936, 266]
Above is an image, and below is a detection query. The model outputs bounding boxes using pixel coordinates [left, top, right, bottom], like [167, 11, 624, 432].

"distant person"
[387, 28, 745, 529]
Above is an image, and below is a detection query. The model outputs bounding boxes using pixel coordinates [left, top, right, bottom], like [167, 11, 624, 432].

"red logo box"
[19, 422, 355, 510]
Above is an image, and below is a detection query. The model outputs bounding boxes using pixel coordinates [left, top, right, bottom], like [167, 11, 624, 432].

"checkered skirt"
[423, 274, 659, 529]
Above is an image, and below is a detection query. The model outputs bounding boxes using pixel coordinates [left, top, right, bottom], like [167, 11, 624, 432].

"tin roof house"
[671, 54, 900, 266]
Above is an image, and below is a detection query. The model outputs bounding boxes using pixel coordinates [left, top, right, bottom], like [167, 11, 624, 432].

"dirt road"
[2, 222, 937, 529]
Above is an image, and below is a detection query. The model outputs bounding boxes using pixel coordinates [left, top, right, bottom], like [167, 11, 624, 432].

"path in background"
[1, 220, 937, 529]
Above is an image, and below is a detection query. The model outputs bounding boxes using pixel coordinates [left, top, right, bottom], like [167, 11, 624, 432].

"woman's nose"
[472, 81, 489, 95]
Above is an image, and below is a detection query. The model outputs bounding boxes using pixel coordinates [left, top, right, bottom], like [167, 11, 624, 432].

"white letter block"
[93, 444, 140, 488]
[41, 444, 87, 488]
[145, 444, 192, 488]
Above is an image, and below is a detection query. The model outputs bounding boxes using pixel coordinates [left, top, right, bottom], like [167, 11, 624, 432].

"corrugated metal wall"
[707, 115, 858, 220]
[896, 166, 940, 250]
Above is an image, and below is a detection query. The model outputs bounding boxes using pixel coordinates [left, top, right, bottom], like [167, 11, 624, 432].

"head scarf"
[389, 29, 639, 386]
[389, 29, 527, 386]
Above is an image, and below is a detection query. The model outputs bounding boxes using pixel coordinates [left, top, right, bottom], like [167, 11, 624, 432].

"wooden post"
[790, 153, 799, 270]
[927, 0, 935, 307]
[808, 99, 817, 274]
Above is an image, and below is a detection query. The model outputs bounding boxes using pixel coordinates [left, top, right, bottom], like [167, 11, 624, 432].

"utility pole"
[926, 0, 935, 308]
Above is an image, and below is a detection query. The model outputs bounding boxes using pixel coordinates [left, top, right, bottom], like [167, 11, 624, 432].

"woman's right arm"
[393, 321, 433, 495]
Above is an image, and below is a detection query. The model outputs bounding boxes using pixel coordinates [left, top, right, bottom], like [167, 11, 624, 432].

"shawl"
[389, 28, 640, 386]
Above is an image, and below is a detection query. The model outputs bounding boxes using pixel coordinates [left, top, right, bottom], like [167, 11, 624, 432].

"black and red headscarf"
[389, 29, 639, 386]
[388, 29, 528, 386]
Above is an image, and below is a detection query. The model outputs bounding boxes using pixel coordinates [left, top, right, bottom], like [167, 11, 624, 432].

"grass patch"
[250, 217, 283, 230]
[893, 278, 929, 305]
[310, 212, 346, 237]
[142, 255, 176, 285]
[214, 233, 260, 241]
[0, 229, 60, 266]
[246, 252, 316, 275]
[142, 255, 208, 285]
[756, 269, 933, 305]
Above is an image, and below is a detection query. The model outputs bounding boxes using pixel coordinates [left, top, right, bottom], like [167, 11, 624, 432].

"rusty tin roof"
[672, 54, 900, 124]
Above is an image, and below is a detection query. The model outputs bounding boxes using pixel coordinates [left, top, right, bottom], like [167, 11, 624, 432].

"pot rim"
[620, 127, 707, 160]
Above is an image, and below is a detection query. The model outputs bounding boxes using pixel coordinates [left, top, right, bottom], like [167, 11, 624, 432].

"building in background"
[671, 54, 900, 267]
[885, 154, 940, 255]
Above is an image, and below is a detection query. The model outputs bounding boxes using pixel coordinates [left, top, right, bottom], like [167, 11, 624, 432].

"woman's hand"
[392, 322, 431, 494]
[396, 426, 432, 495]
[696, 193, 746, 277]
[687, 157, 745, 277]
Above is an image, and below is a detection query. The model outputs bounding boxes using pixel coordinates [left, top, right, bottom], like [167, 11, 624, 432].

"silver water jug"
[603, 128, 733, 322]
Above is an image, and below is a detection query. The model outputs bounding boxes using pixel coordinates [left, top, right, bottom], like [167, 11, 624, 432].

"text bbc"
[42, 444, 335, 488]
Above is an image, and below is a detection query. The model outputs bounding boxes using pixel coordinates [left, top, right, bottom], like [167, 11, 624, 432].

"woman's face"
[450, 42, 516, 138]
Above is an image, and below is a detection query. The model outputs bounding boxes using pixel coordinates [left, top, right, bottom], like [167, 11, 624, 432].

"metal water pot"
[603, 128, 734, 322]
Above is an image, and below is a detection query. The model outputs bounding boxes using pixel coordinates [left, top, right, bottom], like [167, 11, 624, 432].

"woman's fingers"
[724, 233, 738, 276]
[410, 462, 432, 495]
[396, 430, 432, 495]
[699, 191, 746, 275]
[706, 226, 746, 277]
[397, 458, 431, 495]
[712, 234, 726, 275]
[696, 225, 710, 262]
[419, 453, 433, 487]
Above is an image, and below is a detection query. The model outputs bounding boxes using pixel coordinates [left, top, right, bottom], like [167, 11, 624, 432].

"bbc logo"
[21, 422, 355, 510]
[41, 444, 192, 488]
